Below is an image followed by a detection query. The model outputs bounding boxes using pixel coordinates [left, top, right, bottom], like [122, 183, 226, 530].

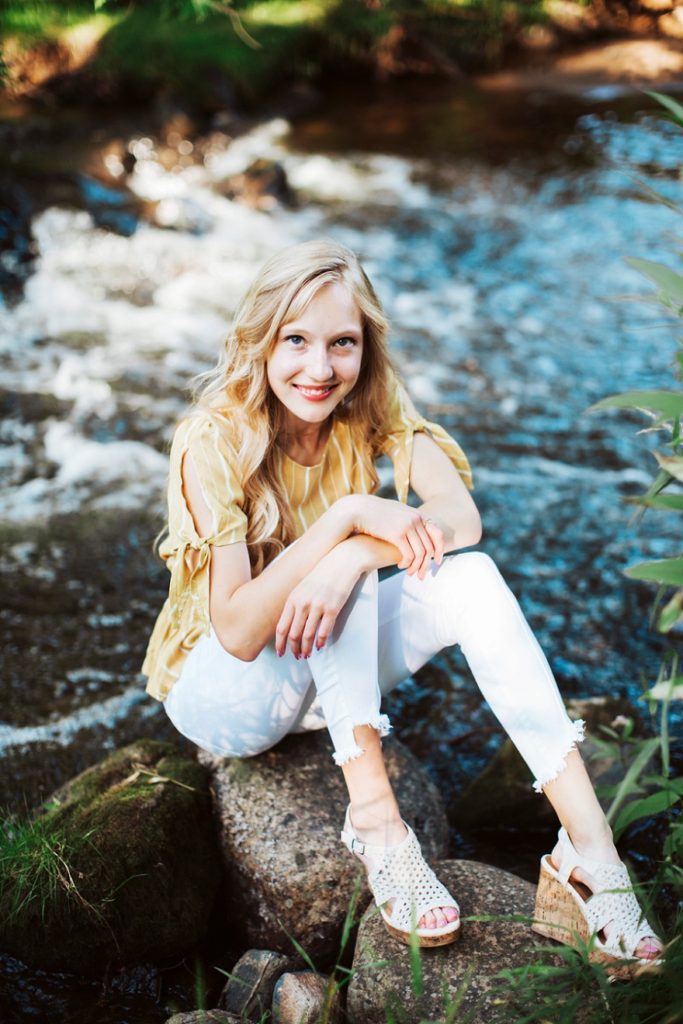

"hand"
[275, 547, 362, 659]
[343, 495, 444, 578]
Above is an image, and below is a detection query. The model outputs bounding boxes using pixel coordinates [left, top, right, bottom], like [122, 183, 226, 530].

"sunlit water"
[0, 80, 681, 1018]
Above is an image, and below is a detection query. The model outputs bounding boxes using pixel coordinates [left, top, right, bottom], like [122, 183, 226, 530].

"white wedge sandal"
[340, 804, 461, 948]
[532, 826, 663, 977]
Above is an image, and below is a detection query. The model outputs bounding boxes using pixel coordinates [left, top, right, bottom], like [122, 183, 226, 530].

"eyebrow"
[279, 325, 362, 337]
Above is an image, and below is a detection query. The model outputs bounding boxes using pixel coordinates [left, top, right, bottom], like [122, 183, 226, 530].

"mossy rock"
[0, 739, 222, 975]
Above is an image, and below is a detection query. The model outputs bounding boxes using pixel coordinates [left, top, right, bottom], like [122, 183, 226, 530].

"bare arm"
[267, 431, 482, 657]
[181, 450, 441, 661]
[182, 450, 354, 661]
[322, 431, 482, 577]
[411, 431, 482, 549]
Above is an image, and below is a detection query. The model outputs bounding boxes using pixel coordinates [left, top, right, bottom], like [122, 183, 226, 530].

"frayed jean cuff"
[532, 718, 586, 793]
[332, 713, 393, 766]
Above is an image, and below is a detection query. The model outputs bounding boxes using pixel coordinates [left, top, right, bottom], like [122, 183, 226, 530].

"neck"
[277, 416, 333, 465]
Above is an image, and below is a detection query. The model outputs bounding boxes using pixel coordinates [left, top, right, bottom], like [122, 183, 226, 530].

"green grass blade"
[605, 737, 660, 825]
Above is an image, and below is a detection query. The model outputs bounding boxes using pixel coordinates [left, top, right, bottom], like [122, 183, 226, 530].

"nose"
[307, 343, 334, 381]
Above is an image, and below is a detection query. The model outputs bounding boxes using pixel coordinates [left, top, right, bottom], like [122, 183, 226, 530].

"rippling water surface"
[0, 84, 681, 1010]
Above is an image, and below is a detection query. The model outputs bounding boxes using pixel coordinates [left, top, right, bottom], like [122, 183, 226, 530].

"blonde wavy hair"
[192, 238, 396, 574]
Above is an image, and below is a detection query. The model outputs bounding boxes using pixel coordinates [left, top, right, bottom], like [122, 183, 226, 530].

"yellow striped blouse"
[142, 371, 473, 701]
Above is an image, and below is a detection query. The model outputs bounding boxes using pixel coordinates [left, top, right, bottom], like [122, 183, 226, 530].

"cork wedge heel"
[340, 804, 460, 948]
[531, 827, 663, 978]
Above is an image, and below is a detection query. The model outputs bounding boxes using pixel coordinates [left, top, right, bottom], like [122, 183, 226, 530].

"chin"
[293, 403, 338, 422]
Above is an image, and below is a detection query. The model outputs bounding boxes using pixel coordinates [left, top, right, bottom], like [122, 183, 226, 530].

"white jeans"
[164, 550, 585, 793]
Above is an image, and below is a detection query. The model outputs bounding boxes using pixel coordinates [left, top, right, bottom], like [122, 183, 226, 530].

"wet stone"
[272, 971, 340, 1024]
[214, 158, 294, 209]
[218, 949, 299, 1020]
[346, 859, 561, 1024]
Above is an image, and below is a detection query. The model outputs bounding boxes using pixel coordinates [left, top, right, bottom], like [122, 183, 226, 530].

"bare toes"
[636, 938, 662, 960]
[419, 907, 457, 929]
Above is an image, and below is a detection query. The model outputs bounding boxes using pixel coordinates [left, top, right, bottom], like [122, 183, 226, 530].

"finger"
[404, 527, 426, 576]
[275, 601, 295, 657]
[287, 605, 310, 659]
[424, 520, 445, 565]
[415, 520, 436, 578]
[416, 540, 432, 580]
[300, 607, 323, 659]
[315, 609, 338, 651]
[395, 536, 414, 570]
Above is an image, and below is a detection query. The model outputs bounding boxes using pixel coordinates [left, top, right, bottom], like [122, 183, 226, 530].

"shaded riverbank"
[3, 0, 683, 112]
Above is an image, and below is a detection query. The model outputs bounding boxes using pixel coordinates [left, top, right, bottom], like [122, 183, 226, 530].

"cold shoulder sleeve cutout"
[141, 412, 248, 701]
[170, 412, 248, 550]
[378, 371, 474, 504]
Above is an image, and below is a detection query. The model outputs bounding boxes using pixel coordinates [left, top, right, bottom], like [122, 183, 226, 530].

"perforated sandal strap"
[556, 827, 578, 885]
[341, 807, 458, 932]
[555, 826, 603, 885]
[340, 827, 365, 856]
[584, 863, 656, 958]
[556, 828, 657, 958]
[373, 828, 458, 930]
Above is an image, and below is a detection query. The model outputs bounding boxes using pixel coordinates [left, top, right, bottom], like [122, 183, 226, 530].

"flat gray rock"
[199, 730, 449, 963]
[346, 859, 561, 1023]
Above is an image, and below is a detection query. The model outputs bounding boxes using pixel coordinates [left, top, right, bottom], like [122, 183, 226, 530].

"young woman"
[143, 238, 662, 964]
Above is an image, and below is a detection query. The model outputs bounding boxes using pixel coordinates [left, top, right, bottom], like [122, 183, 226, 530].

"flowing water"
[0, 77, 681, 1019]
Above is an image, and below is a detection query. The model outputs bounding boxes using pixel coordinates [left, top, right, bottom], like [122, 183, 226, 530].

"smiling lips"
[293, 383, 339, 401]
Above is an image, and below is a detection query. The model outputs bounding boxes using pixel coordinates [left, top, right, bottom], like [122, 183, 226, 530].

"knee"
[444, 550, 500, 583]
[439, 550, 508, 604]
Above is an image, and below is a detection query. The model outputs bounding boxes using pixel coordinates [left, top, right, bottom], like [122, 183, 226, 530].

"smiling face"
[266, 280, 364, 434]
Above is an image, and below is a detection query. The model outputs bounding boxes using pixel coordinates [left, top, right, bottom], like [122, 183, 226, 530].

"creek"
[0, 75, 681, 1021]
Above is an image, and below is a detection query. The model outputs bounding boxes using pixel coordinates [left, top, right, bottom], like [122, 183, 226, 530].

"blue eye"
[285, 335, 305, 346]
[334, 337, 356, 347]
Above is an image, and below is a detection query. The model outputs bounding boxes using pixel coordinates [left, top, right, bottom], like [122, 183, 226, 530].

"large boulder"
[0, 740, 221, 974]
[450, 696, 645, 830]
[200, 731, 449, 965]
[346, 859, 559, 1023]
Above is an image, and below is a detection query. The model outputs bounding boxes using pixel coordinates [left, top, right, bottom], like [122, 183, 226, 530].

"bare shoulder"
[410, 432, 476, 504]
